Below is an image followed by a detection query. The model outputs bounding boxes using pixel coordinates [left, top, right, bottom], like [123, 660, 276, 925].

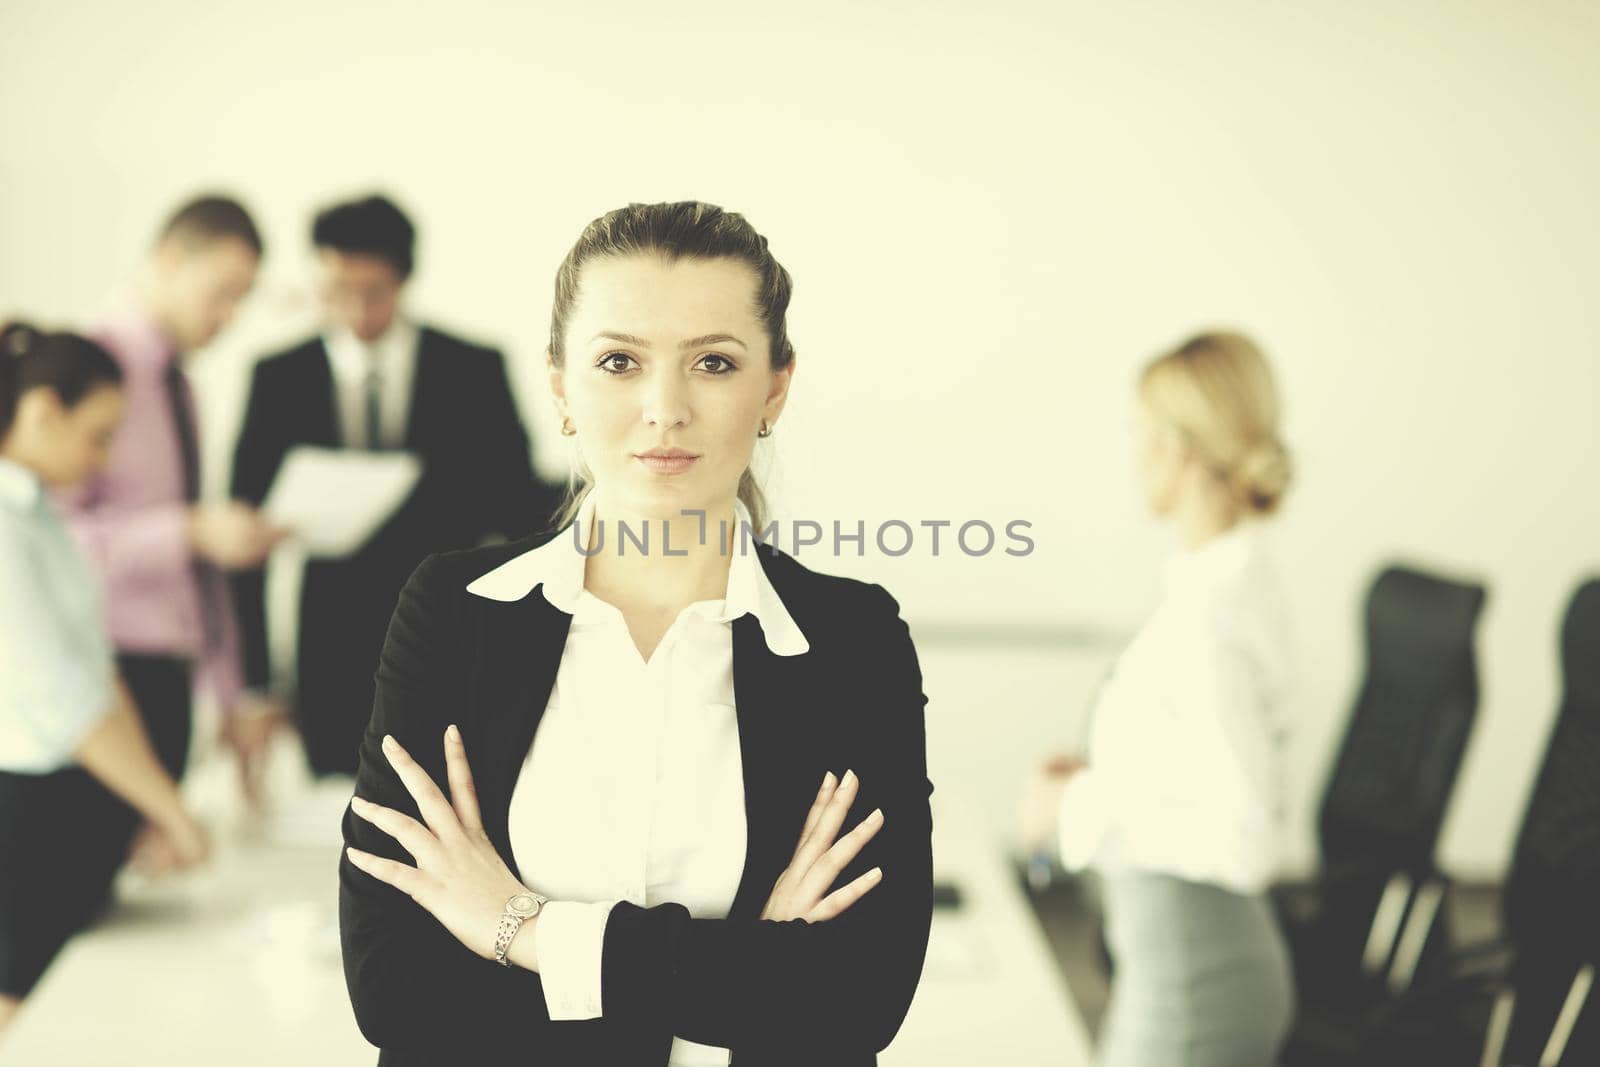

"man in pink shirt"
[57, 195, 284, 884]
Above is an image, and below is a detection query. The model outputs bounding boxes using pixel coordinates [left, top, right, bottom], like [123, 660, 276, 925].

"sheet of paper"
[261, 446, 422, 558]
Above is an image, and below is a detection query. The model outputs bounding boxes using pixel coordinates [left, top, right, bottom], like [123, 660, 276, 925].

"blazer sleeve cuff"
[535, 899, 618, 1020]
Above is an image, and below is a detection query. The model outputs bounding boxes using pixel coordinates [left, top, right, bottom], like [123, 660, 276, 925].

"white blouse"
[465, 492, 810, 1067]
[1057, 521, 1295, 894]
[0, 456, 115, 773]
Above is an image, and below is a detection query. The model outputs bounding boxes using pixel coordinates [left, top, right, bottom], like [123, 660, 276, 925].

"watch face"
[507, 894, 541, 916]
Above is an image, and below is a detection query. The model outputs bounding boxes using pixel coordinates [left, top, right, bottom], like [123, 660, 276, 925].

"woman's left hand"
[346, 725, 534, 964]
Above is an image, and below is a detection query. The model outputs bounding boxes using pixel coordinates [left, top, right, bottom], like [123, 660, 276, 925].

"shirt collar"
[466, 493, 810, 656]
[96, 297, 180, 371]
[324, 316, 418, 382]
[1163, 519, 1261, 592]
[0, 456, 44, 513]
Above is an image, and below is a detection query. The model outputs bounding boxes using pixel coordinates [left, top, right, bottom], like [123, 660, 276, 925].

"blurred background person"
[0, 324, 209, 1038]
[1020, 331, 1297, 1067]
[55, 195, 284, 851]
[229, 193, 557, 780]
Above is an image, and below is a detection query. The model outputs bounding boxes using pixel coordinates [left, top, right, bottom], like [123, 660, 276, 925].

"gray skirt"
[1097, 871, 1296, 1067]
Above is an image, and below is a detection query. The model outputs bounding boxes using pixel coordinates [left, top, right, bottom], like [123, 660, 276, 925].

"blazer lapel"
[726, 571, 818, 920]
[464, 542, 816, 907]
[305, 341, 342, 447]
[469, 586, 572, 880]
[403, 328, 436, 452]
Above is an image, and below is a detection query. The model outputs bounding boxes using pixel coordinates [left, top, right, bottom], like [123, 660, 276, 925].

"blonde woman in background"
[1021, 331, 1297, 1067]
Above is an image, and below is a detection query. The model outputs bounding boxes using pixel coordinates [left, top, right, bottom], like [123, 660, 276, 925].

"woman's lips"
[636, 454, 698, 474]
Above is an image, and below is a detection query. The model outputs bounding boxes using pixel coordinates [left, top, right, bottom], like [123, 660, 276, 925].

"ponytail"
[0, 322, 35, 436]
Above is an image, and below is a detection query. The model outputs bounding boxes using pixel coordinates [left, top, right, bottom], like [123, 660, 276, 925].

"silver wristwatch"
[493, 890, 548, 967]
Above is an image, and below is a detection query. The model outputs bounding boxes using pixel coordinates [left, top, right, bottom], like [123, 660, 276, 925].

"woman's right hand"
[165, 810, 210, 867]
[155, 811, 211, 870]
[127, 811, 209, 876]
[761, 770, 885, 923]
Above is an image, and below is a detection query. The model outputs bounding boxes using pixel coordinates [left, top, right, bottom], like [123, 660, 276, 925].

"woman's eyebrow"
[679, 333, 747, 350]
[592, 331, 748, 350]
[594, 331, 652, 347]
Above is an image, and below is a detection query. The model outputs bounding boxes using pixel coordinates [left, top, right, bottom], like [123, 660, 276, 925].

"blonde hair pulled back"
[1140, 330, 1292, 515]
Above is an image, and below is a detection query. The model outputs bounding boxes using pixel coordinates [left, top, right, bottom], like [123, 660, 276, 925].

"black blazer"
[338, 531, 935, 1066]
[229, 328, 557, 770]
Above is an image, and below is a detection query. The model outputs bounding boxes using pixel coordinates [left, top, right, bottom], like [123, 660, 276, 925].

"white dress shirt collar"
[323, 315, 419, 383]
[1162, 519, 1262, 594]
[465, 492, 810, 656]
[0, 456, 43, 514]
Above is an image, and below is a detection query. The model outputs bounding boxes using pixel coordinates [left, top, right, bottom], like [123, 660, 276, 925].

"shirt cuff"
[1057, 768, 1113, 872]
[535, 900, 618, 1021]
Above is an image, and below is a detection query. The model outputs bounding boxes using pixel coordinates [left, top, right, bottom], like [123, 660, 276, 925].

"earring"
[757, 419, 773, 438]
[560, 415, 577, 437]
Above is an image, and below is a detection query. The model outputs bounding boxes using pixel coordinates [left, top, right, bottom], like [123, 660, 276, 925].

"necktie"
[164, 363, 200, 503]
[364, 364, 383, 450]
[166, 362, 223, 657]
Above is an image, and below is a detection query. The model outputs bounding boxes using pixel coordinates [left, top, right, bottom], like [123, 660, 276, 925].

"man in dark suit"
[229, 194, 558, 777]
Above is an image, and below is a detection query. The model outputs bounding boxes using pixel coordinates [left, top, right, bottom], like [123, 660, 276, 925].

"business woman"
[0, 324, 208, 1035]
[339, 202, 935, 1066]
[1021, 331, 1297, 1067]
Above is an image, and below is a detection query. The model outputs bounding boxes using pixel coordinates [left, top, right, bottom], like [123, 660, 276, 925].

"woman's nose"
[641, 370, 691, 429]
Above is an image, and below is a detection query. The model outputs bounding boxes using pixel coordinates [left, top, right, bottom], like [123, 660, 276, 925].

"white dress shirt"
[323, 316, 419, 450]
[465, 491, 810, 1067]
[0, 457, 116, 773]
[1057, 520, 1295, 894]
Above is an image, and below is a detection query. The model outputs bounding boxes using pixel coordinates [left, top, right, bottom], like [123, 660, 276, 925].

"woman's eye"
[597, 352, 635, 374]
[699, 354, 735, 374]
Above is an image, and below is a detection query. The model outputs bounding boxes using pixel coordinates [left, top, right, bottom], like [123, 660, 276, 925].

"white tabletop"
[883, 795, 1093, 1065]
[2, 788, 1090, 1065]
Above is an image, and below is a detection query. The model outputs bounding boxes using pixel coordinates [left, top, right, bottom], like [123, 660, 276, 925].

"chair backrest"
[1505, 577, 1600, 963]
[1492, 578, 1600, 1065]
[1318, 565, 1488, 877]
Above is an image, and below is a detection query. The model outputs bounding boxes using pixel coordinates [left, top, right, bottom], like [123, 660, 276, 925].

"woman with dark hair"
[0, 323, 208, 1036]
[339, 202, 934, 1065]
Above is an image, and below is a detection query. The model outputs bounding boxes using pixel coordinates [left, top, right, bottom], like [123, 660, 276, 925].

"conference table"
[1, 786, 1091, 1065]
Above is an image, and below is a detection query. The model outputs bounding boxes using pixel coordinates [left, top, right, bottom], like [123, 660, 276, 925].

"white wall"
[2, 0, 1596, 878]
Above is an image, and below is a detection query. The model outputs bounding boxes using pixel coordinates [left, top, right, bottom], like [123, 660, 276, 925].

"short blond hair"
[1140, 330, 1292, 515]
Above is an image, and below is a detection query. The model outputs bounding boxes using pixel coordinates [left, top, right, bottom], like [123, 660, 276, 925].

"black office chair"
[1279, 565, 1488, 1064]
[1360, 577, 1600, 1066]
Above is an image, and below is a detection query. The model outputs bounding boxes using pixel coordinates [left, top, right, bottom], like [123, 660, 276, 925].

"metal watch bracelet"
[494, 891, 547, 967]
